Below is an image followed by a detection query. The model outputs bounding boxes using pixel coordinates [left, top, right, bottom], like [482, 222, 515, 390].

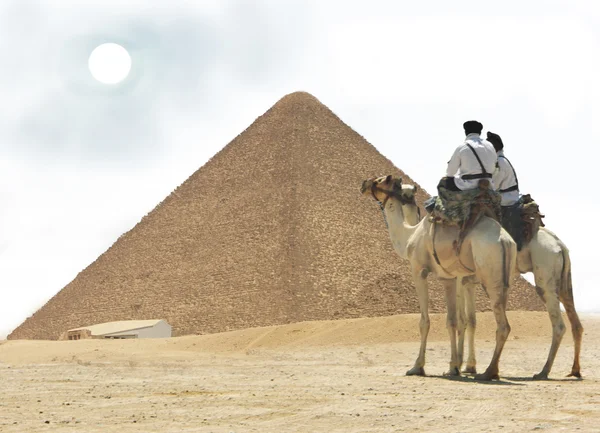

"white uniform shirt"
[446, 133, 498, 191]
[492, 150, 520, 206]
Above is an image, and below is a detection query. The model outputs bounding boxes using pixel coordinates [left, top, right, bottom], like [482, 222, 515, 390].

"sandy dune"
[1, 311, 599, 432]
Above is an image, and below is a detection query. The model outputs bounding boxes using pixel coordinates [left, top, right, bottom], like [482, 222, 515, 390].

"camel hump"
[427, 181, 501, 226]
[426, 180, 502, 254]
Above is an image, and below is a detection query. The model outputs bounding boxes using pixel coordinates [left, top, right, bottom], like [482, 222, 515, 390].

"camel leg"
[559, 273, 583, 378]
[463, 279, 478, 374]
[533, 281, 566, 380]
[442, 278, 460, 376]
[406, 268, 430, 376]
[475, 284, 510, 381]
[562, 300, 583, 378]
[456, 278, 467, 370]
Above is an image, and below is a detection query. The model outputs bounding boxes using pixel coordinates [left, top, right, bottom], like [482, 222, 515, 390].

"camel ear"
[393, 177, 403, 189]
[413, 185, 418, 194]
[385, 175, 393, 183]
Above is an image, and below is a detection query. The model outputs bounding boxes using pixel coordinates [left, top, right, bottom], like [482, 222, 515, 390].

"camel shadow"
[503, 376, 584, 383]
[428, 374, 525, 386]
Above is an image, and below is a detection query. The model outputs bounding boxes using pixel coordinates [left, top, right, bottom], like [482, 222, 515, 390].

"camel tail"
[559, 248, 574, 304]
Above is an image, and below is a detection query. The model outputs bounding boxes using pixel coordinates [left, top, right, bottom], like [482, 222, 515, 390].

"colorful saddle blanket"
[500, 194, 545, 250]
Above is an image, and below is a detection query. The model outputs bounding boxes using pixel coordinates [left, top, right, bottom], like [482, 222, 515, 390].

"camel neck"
[381, 198, 419, 259]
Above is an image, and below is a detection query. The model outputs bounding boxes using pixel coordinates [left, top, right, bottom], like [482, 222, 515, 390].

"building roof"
[68, 319, 165, 336]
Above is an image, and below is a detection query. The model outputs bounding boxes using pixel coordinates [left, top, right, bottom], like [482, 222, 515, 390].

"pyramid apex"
[274, 91, 322, 106]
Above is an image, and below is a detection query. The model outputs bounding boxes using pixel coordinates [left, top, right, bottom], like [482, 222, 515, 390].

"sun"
[88, 43, 132, 84]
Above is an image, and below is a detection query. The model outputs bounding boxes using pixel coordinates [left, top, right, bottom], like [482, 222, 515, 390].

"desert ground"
[1, 311, 599, 433]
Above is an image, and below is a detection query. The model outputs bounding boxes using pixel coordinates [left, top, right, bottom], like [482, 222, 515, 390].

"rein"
[370, 183, 415, 208]
[370, 182, 418, 228]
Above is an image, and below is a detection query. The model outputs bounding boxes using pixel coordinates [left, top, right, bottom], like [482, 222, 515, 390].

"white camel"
[398, 183, 584, 379]
[457, 231, 583, 379]
[361, 175, 517, 380]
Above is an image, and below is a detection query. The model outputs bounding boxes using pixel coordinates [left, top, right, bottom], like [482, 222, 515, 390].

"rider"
[487, 131, 520, 206]
[487, 131, 523, 247]
[439, 120, 498, 192]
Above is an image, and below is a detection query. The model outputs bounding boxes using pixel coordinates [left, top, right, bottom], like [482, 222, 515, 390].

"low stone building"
[60, 319, 171, 340]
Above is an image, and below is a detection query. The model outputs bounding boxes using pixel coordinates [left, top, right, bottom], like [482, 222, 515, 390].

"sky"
[1, 0, 599, 339]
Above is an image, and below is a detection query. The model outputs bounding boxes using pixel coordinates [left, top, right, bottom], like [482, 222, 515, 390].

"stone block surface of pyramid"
[8, 92, 543, 340]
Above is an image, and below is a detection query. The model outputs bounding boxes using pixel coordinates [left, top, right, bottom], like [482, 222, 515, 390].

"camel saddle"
[500, 194, 545, 251]
[427, 179, 502, 253]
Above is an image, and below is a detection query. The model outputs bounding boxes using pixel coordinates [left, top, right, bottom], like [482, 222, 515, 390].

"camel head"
[360, 175, 418, 207]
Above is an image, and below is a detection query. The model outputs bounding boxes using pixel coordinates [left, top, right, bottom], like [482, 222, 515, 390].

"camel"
[361, 175, 517, 380]
[397, 183, 584, 379]
[457, 231, 583, 379]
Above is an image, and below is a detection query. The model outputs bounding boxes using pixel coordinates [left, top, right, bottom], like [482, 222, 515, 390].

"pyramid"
[8, 92, 543, 340]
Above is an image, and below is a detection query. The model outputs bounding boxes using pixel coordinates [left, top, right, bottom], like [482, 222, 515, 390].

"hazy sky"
[1, 0, 599, 338]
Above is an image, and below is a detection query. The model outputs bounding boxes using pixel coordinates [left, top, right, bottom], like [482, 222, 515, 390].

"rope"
[378, 201, 389, 228]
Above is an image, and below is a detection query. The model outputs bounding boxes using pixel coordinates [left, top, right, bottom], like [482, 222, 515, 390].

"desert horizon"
[1, 310, 599, 432]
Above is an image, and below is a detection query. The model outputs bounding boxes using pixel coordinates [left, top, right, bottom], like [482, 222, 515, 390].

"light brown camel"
[457, 233, 582, 379]
[397, 183, 584, 379]
[361, 175, 517, 380]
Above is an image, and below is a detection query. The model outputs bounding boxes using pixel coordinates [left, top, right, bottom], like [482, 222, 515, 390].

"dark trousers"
[424, 176, 462, 213]
[500, 204, 523, 250]
[437, 176, 461, 192]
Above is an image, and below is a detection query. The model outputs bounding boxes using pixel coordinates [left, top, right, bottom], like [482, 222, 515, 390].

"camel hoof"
[406, 367, 426, 376]
[462, 366, 477, 375]
[567, 371, 582, 379]
[474, 372, 499, 381]
[444, 367, 461, 377]
[532, 372, 549, 380]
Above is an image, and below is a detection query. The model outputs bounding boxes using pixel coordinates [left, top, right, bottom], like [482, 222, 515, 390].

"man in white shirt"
[438, 120, 498, 192]
[487, 131, 525, 249]
[487, 131, 520, 206]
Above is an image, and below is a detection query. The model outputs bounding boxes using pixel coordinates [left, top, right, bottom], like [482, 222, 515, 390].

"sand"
[1, 311, 599, 432]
